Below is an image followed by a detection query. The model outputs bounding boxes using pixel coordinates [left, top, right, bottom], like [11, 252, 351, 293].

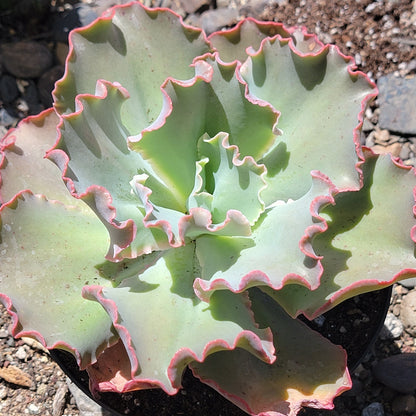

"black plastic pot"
[51, 287, 392, 416]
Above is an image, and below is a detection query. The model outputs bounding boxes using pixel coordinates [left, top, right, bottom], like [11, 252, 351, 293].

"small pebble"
[361, 402, 384, 416]
[380, 313, 404, 339]
[27, 403, 40, 415]
[313, 315, 326, 327]
[0, 386, 7, 400]
[15, 346, 27, 361]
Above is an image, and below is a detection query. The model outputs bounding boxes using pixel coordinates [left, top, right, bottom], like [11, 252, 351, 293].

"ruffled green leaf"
[48, 81, 168, 259]
[0, 110, 72, 206]
[0, 193, 116, 368]
[129, 57, 277, 210]
[209, 18, 291, 63]
[268, 152, 416, 318]
[189, 132, 267, 225]
[54, 2, 211, 134]
[193, 175, 334, 301]
[191, 289, 350, 416]
[83, 244, 275, 394]
[240, 35, 376, 205]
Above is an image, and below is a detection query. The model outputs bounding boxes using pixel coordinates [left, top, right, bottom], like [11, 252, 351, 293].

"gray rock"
[378, 74, 416, 135]
[0, 74, 19, 104]
[0, 108, 18, 127]
[373, 353, 416, 394]
[200, 8, 239, 35]
[180, 0, 210, 14]
[66, 378, 113, 416]
[0, 41, 53, 79]
[399, 277, 416, 289]
[400, 290, 416, 336]
[52, 382, 68, 416]
[361, 402, 384, 416]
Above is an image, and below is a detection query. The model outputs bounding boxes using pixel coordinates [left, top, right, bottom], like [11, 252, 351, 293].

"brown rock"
[0, 41, 53, 79]
[0, 365, 33, 387]
[373, 128, 390, 144]
[371, 142, 402, 157]
[37, 66, 64, 107]
[373, 353, 416, 394]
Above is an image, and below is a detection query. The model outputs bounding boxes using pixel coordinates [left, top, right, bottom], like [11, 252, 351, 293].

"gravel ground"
[1, 1, 416, 415]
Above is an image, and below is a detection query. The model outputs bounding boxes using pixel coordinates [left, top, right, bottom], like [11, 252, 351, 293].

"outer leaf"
[191, 289, 350, 416]
[268, 151, 416, 318]
[83, 244, 275, 394]
[0, 111, 116, 367]
[48, 80, 168, 260]
[193, 174, 335, 301]
[0, 192, 116, 368]
[53, 1, 211, 135]
[209, 18, 291, 63]
[240, 34, 377, 205]
[0, 110, 72, 205]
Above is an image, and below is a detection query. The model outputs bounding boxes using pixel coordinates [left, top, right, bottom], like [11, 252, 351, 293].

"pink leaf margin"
[0, 191, 117, 370]
[302, 149, 416, 320]
[193, 170, 340, 302]
[209, 17, 378, 192]
[46, 80, 138, 261]
[82, 285, 275, 395]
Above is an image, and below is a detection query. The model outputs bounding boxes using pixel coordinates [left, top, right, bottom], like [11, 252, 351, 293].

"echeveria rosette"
[0, 3, 415, 416]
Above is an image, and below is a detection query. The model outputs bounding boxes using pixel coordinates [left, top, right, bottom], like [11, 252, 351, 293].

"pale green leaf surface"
[240, 39, 376, 205]
[209, 19, 290, 63]
[268, 153, 416, 318]
[193, 176, 332, 300]
[132, 130, 266, 245]
[51, 81, 169, 258]
[0, 193, 116, 367]
[84, 244, 274, 394]
[53, 2, 210, 134]
[189, 132, 266, 224]
[129, 58, 277, 209]
[191, 289, 350, 416]
[0, 110, 76, 206]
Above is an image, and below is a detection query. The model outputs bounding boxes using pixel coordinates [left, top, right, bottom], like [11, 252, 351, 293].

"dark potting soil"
[51, 287, 391, 416]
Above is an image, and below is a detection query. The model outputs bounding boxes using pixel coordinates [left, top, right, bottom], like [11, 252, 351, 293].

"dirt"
[1, 0, 416, 415]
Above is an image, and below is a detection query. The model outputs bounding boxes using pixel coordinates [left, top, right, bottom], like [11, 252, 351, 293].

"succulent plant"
[1, 2, 416, 415]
